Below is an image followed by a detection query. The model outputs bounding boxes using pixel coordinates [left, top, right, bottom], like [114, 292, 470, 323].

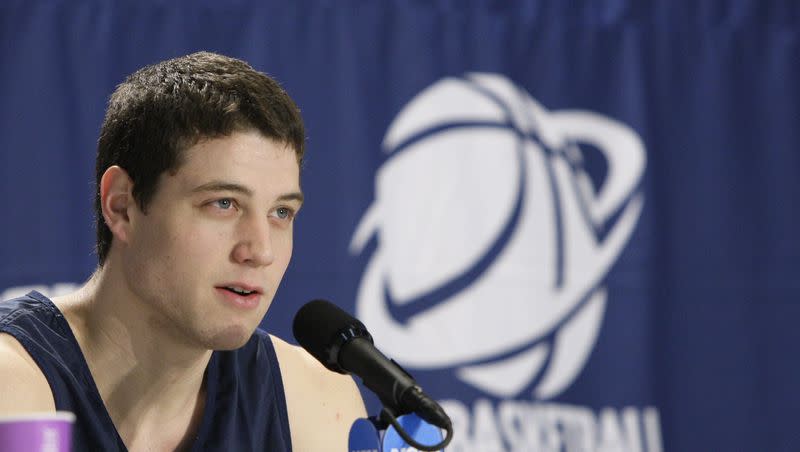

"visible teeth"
[227, 287, 253, 295]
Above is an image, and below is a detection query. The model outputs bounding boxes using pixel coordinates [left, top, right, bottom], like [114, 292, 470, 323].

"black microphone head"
[292, 299, 373, 374]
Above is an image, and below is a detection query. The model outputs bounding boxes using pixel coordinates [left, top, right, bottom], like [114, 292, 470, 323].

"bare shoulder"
[0, 333, 55, 414]
[270, 334, 367, 450]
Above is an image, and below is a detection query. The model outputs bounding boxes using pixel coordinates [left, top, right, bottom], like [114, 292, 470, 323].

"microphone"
[292, 299, 451, 431]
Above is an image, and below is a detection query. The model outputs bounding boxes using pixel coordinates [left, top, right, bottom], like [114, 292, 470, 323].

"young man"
[0, 52, 366, 450]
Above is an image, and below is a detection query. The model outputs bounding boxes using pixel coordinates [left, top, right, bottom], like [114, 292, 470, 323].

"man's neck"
[54, 269, 211, 449]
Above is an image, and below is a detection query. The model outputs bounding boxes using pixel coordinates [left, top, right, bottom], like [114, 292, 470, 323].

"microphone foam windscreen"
[292, 299, 366, 371]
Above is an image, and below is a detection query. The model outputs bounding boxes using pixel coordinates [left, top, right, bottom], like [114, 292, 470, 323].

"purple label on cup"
[383, 413, 444, 452]
[348, 417, 381, 452]
[0, 411, 75, 452]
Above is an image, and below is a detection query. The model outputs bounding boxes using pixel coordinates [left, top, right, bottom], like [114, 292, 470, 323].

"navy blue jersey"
[0, 291, 292, 451]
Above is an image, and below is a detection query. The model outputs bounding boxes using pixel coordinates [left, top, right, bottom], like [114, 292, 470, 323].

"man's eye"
[275, 207, 295, 220]
[214, 198, 234, 209]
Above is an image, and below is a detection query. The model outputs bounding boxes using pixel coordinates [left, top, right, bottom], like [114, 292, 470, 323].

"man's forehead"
[164, 133, 301, 195]
[181, 132, 298, 161]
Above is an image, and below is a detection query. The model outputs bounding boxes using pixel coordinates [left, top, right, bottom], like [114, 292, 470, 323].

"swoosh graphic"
[353, 75, 647, 387]
[382, 141, 528, 325]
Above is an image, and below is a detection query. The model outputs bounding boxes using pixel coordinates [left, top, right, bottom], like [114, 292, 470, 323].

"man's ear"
[100, 165, 134, 245]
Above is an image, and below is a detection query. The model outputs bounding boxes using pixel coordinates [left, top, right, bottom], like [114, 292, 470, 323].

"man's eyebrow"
[191, 181, 303, 204]
[278, 191, 304, 205]
[191, 181, 253, 196]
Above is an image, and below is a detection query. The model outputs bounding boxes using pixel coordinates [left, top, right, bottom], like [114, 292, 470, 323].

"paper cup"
[0, 412, 75, 452]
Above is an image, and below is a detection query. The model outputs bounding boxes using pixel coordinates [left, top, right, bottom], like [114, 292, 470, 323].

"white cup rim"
[0, 411, 75, 423]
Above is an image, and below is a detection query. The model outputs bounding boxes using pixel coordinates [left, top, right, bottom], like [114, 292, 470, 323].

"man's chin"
[203, 324, 255, 350]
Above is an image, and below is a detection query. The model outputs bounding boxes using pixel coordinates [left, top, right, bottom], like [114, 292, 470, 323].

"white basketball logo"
[350, 73, 646, 399]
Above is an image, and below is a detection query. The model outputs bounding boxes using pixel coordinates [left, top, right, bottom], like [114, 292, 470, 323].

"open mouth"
[215, 285, 262, 310]
[221, 286, 257, 296]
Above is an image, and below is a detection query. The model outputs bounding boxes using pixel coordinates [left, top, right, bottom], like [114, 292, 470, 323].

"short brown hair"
[94, 51, 305, 265]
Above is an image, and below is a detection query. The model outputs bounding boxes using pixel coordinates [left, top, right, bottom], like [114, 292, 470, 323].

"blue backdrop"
[2, 1, 798, 451]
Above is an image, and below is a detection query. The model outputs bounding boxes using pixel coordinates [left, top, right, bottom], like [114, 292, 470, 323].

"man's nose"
[231, 215, 275, 267]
